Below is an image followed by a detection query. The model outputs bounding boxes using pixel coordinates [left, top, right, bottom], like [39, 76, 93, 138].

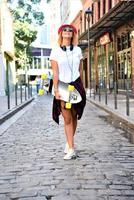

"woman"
[50, 24, 86, 160]
[35, 75, 41, 94]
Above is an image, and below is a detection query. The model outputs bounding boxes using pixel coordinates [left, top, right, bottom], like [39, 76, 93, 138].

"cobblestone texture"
[0, 95, 134, 200]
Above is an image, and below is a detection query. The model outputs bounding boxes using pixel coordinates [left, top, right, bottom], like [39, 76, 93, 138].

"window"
[84, 13, 87, 31]
[38, 58, 41, 69]
[103, 0, 106, 15]
[98, 1, 100, 20]
[91, 3, 94, 24]
[117, 50, 131, 90]
[117, 37, 122, 51]
[117, 33, 130, 51]
[122, 33, 130, 50]
[127, 33, 131, 48]
[108, 43, 114, 89]
[108, 0, 112, 10]
[98, 46, 106, 88]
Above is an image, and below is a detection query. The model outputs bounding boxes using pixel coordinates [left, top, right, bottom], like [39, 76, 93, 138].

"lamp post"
[85, 8, 92, 97]
[130, 30, 134, 93]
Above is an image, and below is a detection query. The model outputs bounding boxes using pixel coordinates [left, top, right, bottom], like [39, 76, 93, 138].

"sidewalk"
[0, 88, 36, 124]
[0, 95, 134, 200]
[0, 87, 37, 117]
[87, 92, 134, 142]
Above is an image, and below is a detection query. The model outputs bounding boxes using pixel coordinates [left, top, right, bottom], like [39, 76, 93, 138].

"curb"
[87, 98, 134, 143]
[0, 97, 34, 125]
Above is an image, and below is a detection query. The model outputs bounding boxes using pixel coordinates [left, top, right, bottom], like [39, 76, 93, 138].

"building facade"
[47, 0, 82, 47]
[47, 0, 61, 47]
[0, 0, 15, 96]
[60, 0, 82, 24]
[73, 0, 134, 93]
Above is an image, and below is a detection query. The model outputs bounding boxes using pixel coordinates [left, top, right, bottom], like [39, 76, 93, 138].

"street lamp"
[85, 8, 92, 97]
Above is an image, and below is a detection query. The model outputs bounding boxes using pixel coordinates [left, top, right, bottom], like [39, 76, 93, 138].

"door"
[117, 49, 131, 90]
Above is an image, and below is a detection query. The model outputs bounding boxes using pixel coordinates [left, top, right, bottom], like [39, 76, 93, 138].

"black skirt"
[52, 77, 86, 124]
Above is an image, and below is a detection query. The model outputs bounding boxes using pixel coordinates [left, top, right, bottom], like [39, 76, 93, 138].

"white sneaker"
[64, 148, 76, 160]
[64, 143, 69, 154]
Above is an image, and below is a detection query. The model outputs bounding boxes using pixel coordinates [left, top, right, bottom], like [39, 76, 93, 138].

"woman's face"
[62, 27, 74, 39]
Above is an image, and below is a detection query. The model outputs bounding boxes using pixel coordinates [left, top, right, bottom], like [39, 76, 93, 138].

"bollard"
[90, 88, 91, 98]
[114, 82, 117, 110]
[28, 82, 30, 98]
[15, 83, 18, 106]
[99, 85, 101, 102]
[126, 81, 130, 116]
[94, 89, 95, 100]
[25, 84, 27, 101]
[20, 84, 22, 103]
[105, 86, 107, 105]
[93, 82, 96, 100]
[7, 84, 10, 110]
[31, 85, 32, 97]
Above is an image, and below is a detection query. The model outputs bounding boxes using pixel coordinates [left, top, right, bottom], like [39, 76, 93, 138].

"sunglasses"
[63, 28, 73, 32]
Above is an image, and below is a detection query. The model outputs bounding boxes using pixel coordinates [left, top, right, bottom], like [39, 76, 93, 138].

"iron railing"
[0, 83, 34, 117]
[88, 81, 134, 118]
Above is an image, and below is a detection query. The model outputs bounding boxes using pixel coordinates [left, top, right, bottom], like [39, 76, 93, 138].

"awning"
[79, 1, 134, 41]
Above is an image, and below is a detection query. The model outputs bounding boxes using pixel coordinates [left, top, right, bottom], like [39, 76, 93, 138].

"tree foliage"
[7, 0, 44, 68]
[14, 21, 37, 68]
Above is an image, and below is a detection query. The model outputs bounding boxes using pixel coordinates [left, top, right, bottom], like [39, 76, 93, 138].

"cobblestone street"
[0, 95, 134, 200]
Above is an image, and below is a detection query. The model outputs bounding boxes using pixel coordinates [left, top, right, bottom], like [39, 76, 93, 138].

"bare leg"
[61, 101, 74, 149]
[71, 108, 77, 136]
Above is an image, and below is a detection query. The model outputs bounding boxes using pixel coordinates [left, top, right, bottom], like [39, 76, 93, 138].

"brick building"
[72, 0, 134, 93]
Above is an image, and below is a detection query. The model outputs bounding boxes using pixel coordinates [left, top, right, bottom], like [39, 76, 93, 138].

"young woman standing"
[50, 24, 86, 160]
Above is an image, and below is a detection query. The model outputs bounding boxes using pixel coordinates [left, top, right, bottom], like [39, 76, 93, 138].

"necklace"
[65, 48, 74, 82]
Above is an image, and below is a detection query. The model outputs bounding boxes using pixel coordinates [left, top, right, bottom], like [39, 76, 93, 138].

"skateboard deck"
[52, 81, 82, 108]
[43, 79, 50, 92]
[38, 75, 50, 95]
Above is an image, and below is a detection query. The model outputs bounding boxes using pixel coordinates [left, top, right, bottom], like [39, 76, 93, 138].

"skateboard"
[38, 74, 49, 95]
[52, 81, 82, 109]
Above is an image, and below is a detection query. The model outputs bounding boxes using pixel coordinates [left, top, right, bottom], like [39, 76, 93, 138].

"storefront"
[79, 1, 134, 93]
[117, 32, 131, 90]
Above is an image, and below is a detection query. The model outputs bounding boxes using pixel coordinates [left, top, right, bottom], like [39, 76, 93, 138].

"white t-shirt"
[49, 45, 83, 83]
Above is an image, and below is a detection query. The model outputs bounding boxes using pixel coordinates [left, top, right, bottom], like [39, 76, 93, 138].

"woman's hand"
[54, 91, 61, 100]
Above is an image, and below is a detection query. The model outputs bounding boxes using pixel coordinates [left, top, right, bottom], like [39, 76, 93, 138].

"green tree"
[14, 20, 37, 68]
[7, 0, 44, 69]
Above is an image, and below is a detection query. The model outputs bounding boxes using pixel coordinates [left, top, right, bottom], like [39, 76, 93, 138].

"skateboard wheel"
[65, 102, 72, 109]
[41, 74, 47, 80]
[38, 89, 45, 95]
[68, 85, 74, 91]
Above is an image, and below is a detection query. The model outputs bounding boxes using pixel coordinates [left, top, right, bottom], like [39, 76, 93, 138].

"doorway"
[117, 48, 131, 90]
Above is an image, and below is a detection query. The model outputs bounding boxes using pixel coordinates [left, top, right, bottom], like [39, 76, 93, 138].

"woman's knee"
[61, 110, 72, 125]
[61, 101, 72, 125]
[64, 115, 72, 125]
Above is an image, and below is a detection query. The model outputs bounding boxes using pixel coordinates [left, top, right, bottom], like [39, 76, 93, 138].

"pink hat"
[58, 24, 77, 34]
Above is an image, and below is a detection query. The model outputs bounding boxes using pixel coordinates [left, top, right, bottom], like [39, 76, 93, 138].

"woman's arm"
[50, 60, 60, 99]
